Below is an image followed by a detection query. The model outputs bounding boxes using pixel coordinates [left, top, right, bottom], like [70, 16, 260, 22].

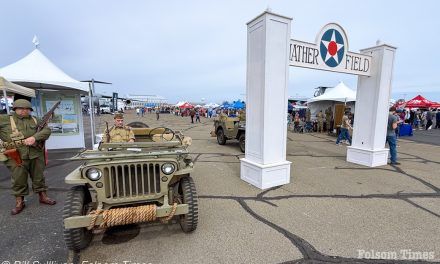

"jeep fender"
[65, 168, 88, 184]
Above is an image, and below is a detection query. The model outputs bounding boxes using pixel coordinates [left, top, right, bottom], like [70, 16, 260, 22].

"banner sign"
[289, 23, 371, 76]
[112, 92, 118, 112]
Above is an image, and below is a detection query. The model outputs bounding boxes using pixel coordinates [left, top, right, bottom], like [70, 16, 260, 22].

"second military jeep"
[62, 127, 197, 250]
[213, 116, 246, 153]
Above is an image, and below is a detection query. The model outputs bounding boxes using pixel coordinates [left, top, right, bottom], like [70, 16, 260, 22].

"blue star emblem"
[320, 29, 345, 67]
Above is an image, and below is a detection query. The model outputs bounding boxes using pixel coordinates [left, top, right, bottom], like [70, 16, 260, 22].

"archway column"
[240, 11, 292, 189]
[347, 44, 397, 166]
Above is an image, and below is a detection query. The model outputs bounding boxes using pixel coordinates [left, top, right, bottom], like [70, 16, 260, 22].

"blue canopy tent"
[232, 100, 245, 109]
[220, 101, 231, 109]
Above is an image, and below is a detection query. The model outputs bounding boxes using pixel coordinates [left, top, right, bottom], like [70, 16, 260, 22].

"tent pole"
[88, 83, 95, 147]
[2, 88, 9, 114]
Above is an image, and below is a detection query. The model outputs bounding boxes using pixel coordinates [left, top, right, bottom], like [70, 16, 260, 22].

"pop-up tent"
[307, 82, 356, 118]
[0, 76, 36, 97]
[0, 48, 88, 149]
[231, 100, 245, 109]
[404, 95, 437, 109]
[179, 102, 193, 109]
[308, 82, 356, 103]
[0, 76, 36, 113]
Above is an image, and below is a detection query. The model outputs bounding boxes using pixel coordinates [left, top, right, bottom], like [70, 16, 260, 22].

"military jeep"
[213, 116, 246, 153]
[63, 127, 197, 250]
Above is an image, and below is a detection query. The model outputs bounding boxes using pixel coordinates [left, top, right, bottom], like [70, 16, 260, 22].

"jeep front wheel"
[239, 133, 245, 153]
[217, 128, 226, 145]
[179, 176, 198, 233]
[63, 185, 93, 251]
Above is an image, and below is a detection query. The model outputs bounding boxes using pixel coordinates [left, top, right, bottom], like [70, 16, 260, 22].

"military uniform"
[104, 125, 135, 143]
[317, 111, 324, 133]
[0, 99, 55, 215]
[325, 107, 333, 133]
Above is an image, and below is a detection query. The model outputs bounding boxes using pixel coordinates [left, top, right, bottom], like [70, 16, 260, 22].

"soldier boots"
[11, 196, 25, 215]
[39, 191, 56, 205]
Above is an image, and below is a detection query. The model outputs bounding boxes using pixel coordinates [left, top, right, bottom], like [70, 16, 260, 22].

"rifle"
[105, 121, 110, 143]
[4, 149, 23, 166]
[34, 100, 61, 148]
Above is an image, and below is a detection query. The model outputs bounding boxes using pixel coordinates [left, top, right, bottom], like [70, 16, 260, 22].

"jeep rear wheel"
[179, 176, 198, 233]
[239, 133, 245, 153]
[63, 185, 93, 251]
[217, 128, 226, 145]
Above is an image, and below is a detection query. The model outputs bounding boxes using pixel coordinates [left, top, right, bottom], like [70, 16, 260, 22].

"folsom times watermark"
[357, 249, 435, 260]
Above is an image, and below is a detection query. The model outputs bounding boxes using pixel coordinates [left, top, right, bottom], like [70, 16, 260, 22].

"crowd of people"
[394, 108, 440, 130]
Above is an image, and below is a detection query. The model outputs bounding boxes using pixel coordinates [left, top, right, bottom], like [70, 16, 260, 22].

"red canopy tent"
[404, 95, 436, 109]
[179, 102, 194, 109]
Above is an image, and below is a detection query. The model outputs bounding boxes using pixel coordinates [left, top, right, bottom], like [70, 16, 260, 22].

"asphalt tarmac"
[0, 111, 439, 263]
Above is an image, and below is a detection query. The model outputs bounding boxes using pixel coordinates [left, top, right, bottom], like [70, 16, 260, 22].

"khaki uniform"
[104, 125, 135, 143]
[0, 113, 51, 196]
[317, 111, 324, 133]
[325, 108, 332, 132]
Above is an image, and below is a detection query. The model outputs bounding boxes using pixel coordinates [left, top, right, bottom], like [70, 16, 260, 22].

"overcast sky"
[0, 0, 439, 103]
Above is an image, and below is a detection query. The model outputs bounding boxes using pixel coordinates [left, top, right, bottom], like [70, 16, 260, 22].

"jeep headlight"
[161, 163, 175, 175]
[86, 168, 102, 181]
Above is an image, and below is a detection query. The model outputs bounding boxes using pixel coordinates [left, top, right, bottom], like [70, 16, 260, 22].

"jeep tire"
[238, 133, 245, 153]
[216, 128, 227, 145]
[63, 185, 93, 251]
[179, 176, 198, 233]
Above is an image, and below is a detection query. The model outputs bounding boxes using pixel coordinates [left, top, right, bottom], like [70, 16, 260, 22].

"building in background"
[127, 94, 167, 108]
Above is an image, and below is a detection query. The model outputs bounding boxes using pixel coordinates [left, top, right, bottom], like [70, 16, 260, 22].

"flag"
[32, 35, 39, 48]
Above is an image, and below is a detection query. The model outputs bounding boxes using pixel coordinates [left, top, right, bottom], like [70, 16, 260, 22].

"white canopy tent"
[307, 82, 356, 119]
[0, 48, 88, 149]
[204, 102, 220, 108]
[0, 49, 88, 92]
[1, 76, 36, 113]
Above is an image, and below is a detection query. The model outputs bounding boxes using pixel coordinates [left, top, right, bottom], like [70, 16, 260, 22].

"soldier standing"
[325, 107, 333, 133]
[0, 99, 56, 215]
[317, 110, 324, 133]
[103, 113, 135, 143]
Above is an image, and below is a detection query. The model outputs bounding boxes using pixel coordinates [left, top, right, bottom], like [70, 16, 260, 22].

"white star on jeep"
[321, 30, 344, 64]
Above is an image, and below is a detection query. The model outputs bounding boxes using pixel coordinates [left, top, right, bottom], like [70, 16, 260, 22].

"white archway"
[241, 11, 396, 189]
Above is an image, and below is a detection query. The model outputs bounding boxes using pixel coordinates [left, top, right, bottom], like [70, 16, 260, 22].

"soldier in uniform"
[0, 99, 56, 215]
[316, 110, 324, 133]
[103, 113, 135, 143]
[325, 106, 333, 133]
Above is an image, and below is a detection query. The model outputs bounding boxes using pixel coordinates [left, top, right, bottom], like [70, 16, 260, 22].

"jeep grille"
[103, 163, 162, 199]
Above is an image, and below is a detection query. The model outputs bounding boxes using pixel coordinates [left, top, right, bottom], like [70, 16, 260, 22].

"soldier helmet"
[114, 113, 124, 119]
[12, 99, 33, 111]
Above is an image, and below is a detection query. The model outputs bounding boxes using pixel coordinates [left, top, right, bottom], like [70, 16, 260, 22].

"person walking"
[336, 111, 352, 145]
[425, 108, 433, 130]
[0, 99, 56, 215]
[155, 108, 160, 120]
[195, 109, 201, 123]
[386, 107, 400, 165]
[436, 109, 440, 129]
[190, 108, 195, 123]
[136, 108, 140, 117]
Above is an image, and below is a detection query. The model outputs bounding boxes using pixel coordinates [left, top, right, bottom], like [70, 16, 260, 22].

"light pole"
[81, 79, 112, 147]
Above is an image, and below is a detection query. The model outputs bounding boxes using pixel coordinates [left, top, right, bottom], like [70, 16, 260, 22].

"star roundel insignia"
[320, 29, 345, 67]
